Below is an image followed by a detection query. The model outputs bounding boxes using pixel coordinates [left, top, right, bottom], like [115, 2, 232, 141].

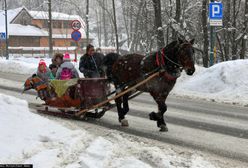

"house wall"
[31, 19, 43, 28]
[40, 37, 71, 47]
[32, 19, 73, 34]
[9, 36, 40, 47]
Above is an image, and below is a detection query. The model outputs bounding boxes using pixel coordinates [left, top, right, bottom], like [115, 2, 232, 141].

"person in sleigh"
[55, 52, 79, 80]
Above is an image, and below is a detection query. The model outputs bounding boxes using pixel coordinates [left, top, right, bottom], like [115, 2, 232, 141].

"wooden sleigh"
[24, 72, 159, 119]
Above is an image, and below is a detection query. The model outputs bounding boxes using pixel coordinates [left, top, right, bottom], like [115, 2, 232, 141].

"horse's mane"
[150, 40, 179, 61]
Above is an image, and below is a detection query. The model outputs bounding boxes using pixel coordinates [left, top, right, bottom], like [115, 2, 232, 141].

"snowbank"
[0, 57, 44, 75]
[173, 60, 248, 105]
[0, 57, 83, 77]
[0, 93, 216, 168]
[0, 93, 93, 166]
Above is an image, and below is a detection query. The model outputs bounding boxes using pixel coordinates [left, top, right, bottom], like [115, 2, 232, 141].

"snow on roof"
[9, 46, 77, 51]
[0, 7, 24, 25]
[7, 24, 48, 36]
[0, 7, 86, 37]
[0, 7, 46, 36]
[29, 11, 85, 26]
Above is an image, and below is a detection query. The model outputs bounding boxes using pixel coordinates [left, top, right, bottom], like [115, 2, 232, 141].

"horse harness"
[140, 48, 183, 82]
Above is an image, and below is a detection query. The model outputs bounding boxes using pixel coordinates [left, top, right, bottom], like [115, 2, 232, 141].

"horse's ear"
[190, 39, 195, 45]
[178, 37, 184, 44]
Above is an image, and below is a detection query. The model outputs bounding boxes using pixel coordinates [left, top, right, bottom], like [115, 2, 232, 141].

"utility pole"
[48, 0, 53, 57]
[112, 0, 119, 54]
[4, 0, 9, 60]
[86, 0, 89, 45]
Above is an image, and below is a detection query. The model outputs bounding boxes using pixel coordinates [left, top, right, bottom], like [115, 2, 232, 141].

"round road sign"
[71, 30, 81, 42]
[71, 20, 81, 31]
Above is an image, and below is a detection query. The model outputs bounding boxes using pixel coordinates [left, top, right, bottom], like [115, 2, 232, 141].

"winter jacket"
[79, 53, 104, 78]
[37, 67, 54, 82]
[55, 61, 79, 79]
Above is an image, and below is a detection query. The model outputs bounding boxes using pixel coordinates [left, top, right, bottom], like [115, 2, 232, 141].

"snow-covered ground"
[173, 60, 248, 105]
[0, 93, 218, 168]
[0, 56, 83, 77]
[0, 57, 248, 105]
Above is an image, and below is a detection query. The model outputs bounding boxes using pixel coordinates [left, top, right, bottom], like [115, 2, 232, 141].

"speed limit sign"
[71, 20, 81, 30]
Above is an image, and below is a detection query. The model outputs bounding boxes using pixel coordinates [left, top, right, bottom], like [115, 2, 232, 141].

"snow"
[9, 46, 77, 51]
[29, 11, 85, 25]
[0, 57, 40, 75]
[173, 60, 248, 105]
[0, 56, 84, 77]
[0, 7, 24, 25]
[0, 93, 217, 168]
[6, 24, 48, 37]
[0, 7, 47, 37]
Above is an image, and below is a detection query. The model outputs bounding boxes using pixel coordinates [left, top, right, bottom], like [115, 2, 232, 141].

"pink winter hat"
[38, 59, 47, 67]
[63, 52, 71, 61]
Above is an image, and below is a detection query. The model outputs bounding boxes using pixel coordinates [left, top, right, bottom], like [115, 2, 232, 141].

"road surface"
[0, 71, 247, 167]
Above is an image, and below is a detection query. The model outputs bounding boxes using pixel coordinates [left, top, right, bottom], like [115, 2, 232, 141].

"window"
[63, 21, 70, 28]
[53, 21, 62, 29]
[43, 20, 48, 28]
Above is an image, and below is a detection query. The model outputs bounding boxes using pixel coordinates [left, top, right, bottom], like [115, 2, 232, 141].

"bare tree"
[112, 0, 119, 53]
[223, 0, 231, 61]
[201, 0, 209, 67]
[240, 0, 248, 59]
[152, 0, 165, 49]
[172, 0, 181, 40]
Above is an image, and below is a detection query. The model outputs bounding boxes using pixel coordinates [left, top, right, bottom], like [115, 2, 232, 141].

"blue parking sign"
[71, 30, 81, 42]
[0, 32, 6, 40]
[209, 3, 223, 20]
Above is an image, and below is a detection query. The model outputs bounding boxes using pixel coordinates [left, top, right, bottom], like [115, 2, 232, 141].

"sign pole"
[75, 41, 78, 62]
[71, 20, 82, 62]
[4, 0, 9, 60]
[209, 0, 222, 66]
[210, 0, 214, 66]
[210, 26, 215, 66]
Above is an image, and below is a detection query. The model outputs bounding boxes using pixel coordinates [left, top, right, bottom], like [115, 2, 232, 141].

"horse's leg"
[149, 93, 168, 132]
[123, 93, 129, 115]
[115, 96, 129, 126]
[121, 93, 130, 126]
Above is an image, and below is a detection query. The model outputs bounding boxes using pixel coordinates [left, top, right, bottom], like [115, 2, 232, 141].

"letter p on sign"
[209, 3, 223, 20]
[212, 5, 220, 17]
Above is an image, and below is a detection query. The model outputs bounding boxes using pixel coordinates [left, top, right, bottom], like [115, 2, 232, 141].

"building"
[0, 7, 92, 57]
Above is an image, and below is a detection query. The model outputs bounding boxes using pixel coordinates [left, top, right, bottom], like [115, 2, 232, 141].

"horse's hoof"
[159, 125, 168, 132]
[121, 119, 129, 127]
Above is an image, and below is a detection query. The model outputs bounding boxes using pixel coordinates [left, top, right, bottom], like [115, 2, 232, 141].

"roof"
[0, 7, 47, 36]
[29, 11, 85, 26]
[0, 7, 86, 38]
[8, 24, 48, 36]
[0, 7, 24, 25]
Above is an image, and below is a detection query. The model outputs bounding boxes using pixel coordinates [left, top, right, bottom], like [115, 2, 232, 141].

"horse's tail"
[102, 53, 120, 82]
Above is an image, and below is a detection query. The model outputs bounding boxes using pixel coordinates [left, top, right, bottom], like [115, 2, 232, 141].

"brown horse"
[103, 38, 195, 131]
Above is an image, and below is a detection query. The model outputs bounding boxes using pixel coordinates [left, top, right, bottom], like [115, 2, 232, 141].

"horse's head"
[23, 74, 47, 92]
[176, 38, 195, 76]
